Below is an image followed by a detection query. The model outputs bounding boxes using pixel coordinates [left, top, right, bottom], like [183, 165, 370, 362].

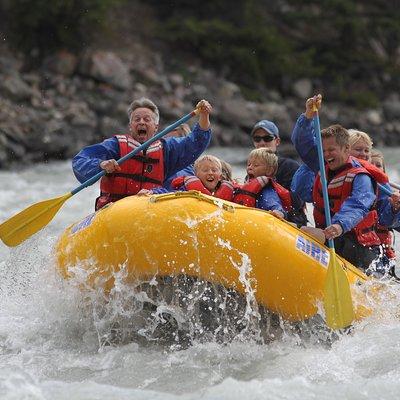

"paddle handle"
[313, 112, 335, 249]
[390, 182, 400, 191]
[378, 183, 393, 196]
[71, 109, 199, 196]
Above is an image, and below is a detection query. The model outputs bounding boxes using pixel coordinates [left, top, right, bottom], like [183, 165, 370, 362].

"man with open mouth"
[291, 95, 390, 274]
[72, 97, 212, 210]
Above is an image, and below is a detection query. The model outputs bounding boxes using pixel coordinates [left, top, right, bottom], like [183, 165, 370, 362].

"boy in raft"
[233, 148, 292, 220]
[250, 119, 307, 226]
[140, 154, 235, 200]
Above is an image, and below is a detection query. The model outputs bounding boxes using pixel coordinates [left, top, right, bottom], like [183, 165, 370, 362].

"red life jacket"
[271, 180, 293, 212]
[172, 175, 234, 201]
[313, 157, 380, 247]
[96, 134, 164, 210]
[355, 158, 389, 184]
[359, 158, 395, 257]
[233, 177, 292, 211]
[376, 225, 396, 259]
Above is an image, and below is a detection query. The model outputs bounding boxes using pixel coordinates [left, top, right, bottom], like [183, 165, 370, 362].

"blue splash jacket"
[72, 123, 211, 186]
[290, 114, 399, 231]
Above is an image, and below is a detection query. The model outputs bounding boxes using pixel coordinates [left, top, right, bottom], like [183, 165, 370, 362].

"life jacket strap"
[234, 188, 258, 199]
[131, 154, 160, 164]
[107, 172, 162, 185]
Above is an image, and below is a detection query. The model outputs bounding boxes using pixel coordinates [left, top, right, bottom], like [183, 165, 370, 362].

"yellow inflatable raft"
[55, 191, 371, 324]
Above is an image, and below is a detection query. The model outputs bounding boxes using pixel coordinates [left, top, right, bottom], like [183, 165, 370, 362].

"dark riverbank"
[1, 43, 400, 168]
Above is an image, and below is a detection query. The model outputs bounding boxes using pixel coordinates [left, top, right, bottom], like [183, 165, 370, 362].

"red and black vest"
[233, 176, 292, 211]
[313, 157, 386, 247]
[172, 175, 234, 201]
[96, 134, 164, 210]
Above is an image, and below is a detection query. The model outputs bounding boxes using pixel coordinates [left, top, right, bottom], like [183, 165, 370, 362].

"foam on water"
[1, 153, 400, 399]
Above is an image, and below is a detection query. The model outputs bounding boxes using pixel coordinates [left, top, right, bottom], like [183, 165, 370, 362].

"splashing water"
[1, 152, 400, 400]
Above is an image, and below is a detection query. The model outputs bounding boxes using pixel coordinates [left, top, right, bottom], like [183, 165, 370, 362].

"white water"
[1, 148, 400, 400]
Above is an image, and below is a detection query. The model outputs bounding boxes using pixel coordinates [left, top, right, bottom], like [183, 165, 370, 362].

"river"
[0, 147, 400, 400]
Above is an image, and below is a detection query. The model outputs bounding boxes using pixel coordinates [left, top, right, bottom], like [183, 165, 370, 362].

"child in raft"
[140, 150, 292, 221]
[139, 154, 235, 200]
[232, 148, 292, 219]
[220, 159, 234, 182]
[371, 149, 386, 172]
[347, 131, 399, 275]
[370, 149, 398, 272]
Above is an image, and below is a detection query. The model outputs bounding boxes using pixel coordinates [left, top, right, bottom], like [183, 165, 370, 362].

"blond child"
[220, 159, 233, 182]
[233, 148, 292, 219]
[142, 155, 234, 200]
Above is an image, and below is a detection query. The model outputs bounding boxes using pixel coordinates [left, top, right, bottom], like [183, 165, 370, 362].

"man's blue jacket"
[291, 114, 399, 230]
[72, 123, 211, 186]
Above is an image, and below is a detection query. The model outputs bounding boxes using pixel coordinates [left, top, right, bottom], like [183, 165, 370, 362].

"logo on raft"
[71, 213, 96, 234]
[295, 235, 330, 268]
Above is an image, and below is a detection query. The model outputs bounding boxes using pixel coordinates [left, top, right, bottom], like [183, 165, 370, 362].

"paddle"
[313, 109, 355, 330]
[0, 109, 200, 247]
[378, 183, 393, 196]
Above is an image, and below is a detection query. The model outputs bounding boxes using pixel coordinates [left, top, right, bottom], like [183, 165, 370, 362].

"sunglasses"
[252, 135, 275, 143]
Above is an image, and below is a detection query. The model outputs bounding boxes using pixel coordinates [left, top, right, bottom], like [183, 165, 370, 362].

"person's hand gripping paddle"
[0, 109, 200, 247]
[312, 100, 354, 329]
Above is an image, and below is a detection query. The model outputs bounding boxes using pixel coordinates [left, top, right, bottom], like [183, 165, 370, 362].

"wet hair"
[220, 160, 233, 181]
[248, 148, 278, 174]
[321, 124, 349, 147]
[194, 154, 222, 172]
[127, 97, 160, 124]
[348, 129, 373, 148]
[371, 149, 386, 172]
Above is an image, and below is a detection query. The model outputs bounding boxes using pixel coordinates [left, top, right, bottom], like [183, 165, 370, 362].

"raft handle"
[149, 190, 236, 213]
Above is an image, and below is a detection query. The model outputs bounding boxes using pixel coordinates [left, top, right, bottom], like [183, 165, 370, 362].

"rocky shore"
[1, 43, 400, 168]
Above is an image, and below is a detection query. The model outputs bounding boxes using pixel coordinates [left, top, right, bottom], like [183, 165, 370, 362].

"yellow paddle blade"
[0, 192, 72, 247]
[323, 249, 355, 329]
